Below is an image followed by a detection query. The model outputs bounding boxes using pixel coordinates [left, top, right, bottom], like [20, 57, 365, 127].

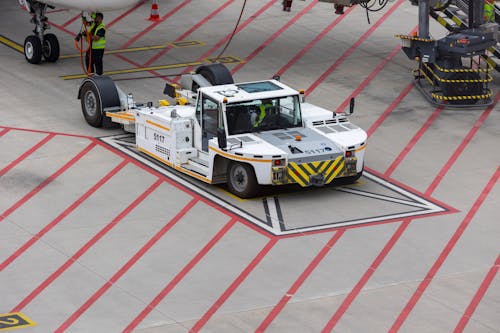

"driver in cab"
[252, 99, 273, 127]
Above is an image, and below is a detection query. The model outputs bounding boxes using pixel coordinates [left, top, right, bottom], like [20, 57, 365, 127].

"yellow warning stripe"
[422, 63, 492, 83]
[325, 157, 344, 184]
[396, 34, 435, 42]
[431, 92, 492, 101]
[146, 119, 170, 132]
[415, 68, 435, 86]
[0, 35, 24, 53]
[432, 62, 491, 73]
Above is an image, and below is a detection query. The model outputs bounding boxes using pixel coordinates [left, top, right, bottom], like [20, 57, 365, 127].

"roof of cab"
[198, 79, 299, 103]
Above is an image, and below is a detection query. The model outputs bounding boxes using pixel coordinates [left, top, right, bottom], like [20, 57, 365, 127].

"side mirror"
[217, 128, 227, 150]
[349, 97, 355, 114]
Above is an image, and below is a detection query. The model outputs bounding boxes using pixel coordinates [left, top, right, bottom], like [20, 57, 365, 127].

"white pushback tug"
[78, 64, 367, 198]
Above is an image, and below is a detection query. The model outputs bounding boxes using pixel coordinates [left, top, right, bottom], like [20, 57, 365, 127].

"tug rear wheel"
[196, 63, 234, 85]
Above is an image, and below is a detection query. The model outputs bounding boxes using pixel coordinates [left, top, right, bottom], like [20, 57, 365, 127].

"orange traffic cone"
[148, 0, 160, 21]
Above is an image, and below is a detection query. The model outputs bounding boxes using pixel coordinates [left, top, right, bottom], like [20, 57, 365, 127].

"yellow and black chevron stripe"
[286, 156, 345, 187]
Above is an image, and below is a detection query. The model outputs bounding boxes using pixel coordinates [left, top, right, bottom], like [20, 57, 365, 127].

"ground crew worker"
[253, 99, 273, 127]
[77, 12, 106, 75]
[484, 0, 495, 23]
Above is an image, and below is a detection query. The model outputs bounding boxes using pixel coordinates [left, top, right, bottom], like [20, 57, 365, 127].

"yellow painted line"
[170, 40, 204, 48]
[60, 40, 204, 59]
[210, 146, 272, 163]
[205, 55, 244, 64]
[0, 35, 24, 53]
[0, 312, 36, 331]
[146, 119, 170, 132]
[60, 60, 202, 80]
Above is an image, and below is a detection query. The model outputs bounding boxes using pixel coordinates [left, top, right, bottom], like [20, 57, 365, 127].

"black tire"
[227, 162, 259, 198]
[196, 63, 234, 86]
[43, 33, 60, 62]
[79, 76, 121, 128]
[345, 170, 363, 184]
[24, 35, 42, 64]
[80, 81, 104, 127]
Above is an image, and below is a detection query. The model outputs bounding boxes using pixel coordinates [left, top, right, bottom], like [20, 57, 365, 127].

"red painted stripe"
[55, 198, 198, 332]
[11, 179, 163, 312]
[0, 160, 128, 272]
[319, 91, 499, 332]
[0, 126, 94, 139]
[426, 92, 500, 195]
[121, 0, 194, 49]
[0, 128, 10, 137]
[0, 142, 96, 222]
[95, 135, 273, 239]
[366, 82, 413, 138]
[454, 253, 500, 333]
[384, 107, 443, 177]
[190, 238, 279, 332]
[174, 0, 279, 82]
[321, 221, 410, 332]
[230, 0, 319, 75]
[333, 27, 417, 114]
[256, 230, 345, 332]
[143, 0, 236, 67]
[61, 13, 81, 28]
[389, 166, 500, 333]
[48, 21, 77, 37]
[275, 6, 355, 77]
[0, 133, 55, 178]
[124, 218, 237, 332]
[305, 0, 405, 96]
[108, 0, 147, 28]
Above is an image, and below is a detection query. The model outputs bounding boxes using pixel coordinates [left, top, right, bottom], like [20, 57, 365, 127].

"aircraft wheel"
[24, 35, 42, 64]
[227, 162, 259, 198]
[43, 33, 60, 62]
[80, 81, 104, 127]
[196, 63, 234, 86]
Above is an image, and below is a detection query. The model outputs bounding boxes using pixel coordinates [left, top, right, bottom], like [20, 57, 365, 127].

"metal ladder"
[429, 0, 500, 71]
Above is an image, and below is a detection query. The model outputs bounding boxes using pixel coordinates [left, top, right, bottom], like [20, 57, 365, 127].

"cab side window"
[201, 95, 219, 151]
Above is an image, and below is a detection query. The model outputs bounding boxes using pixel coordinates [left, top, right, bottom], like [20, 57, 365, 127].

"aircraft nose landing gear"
[23, 0, 60, 64]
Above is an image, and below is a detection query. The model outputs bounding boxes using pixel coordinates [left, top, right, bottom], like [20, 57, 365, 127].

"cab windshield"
[225, 95, 302, 135]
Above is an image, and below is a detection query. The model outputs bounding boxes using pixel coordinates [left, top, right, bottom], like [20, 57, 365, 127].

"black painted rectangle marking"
[0, 313, 36, 331]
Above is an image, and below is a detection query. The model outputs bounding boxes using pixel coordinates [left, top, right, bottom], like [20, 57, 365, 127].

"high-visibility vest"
[254, 103, 272, 127]
[90, 23, 106, 49]
[485, 2, 495, 22]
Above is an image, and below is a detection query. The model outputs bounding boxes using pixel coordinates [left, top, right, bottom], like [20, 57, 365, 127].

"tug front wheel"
[227, 162, 259, 198]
